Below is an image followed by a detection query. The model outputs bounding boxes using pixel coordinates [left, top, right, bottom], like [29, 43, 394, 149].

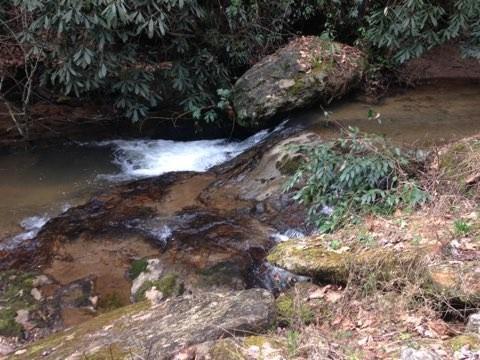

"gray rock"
[20, 289, 275, 359]
[30, 288, 42, 301]
[467, 313, 480, 334]
[233, 36, 365, 125]
[401, 348, 440, 360]
[32, 275, 51, 288]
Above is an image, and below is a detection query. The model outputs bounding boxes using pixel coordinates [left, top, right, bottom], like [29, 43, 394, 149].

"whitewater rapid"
[94, 124, 284, 180]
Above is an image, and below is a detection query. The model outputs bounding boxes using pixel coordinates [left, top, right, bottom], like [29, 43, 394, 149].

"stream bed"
[0, 82, 479, 328]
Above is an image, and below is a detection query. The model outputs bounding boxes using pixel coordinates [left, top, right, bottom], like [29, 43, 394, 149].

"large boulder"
[15, 289, 275, 359]
[233, 36, 366, 125]
[266, 237, 425, 284]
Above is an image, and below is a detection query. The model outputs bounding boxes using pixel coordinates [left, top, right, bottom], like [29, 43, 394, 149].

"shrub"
[285, 127, 428, 233]
[10, 0, 323, 124]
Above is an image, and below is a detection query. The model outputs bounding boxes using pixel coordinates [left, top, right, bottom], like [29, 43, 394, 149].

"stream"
[2, 82, 479, 242]
[0, 82, 479, 330]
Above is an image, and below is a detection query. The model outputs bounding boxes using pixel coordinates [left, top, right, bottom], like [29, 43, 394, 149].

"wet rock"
[56, 277, 96, 310]
[233, 36, 365, 125]
[18, 289, 275, 360]
[466, 313, 480, 334]
[400, 347, 440, 360]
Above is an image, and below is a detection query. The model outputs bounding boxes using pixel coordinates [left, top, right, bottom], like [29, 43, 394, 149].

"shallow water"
[0, 83, 479, 239]
[308, 82, 480, 147]
[0, 129, 275, 238]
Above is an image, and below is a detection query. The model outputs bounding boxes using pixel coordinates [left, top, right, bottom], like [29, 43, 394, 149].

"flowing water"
[0, 82, 479, 240]
[0, 128, 276, 239]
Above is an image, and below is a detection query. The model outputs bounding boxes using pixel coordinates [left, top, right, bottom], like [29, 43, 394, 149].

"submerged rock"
[17, 289, 275, 360]
[233, 36, 366, 125]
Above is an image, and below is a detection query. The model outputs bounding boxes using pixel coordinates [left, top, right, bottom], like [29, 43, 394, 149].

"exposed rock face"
[16, 289, 275, 360]
[429, 261, 480, 305]
[233, 36, 366, 125]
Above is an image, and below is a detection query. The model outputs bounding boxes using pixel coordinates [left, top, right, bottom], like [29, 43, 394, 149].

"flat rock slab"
[16, 289, 275, 360]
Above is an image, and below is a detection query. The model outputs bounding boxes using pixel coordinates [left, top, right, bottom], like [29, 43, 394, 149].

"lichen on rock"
[17, 289, 275, 360]
[232, 36, 366, 125]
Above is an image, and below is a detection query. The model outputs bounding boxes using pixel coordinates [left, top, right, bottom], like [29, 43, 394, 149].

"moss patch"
[134, 273, 182, 302]
[98, 292, 126, 313]
[275, 294, 314, 327]
[0, 270, 38, 337]
[448, 334, 480, 352]
[21, 301, 150, 358]
[208, 339, 245, 360]
[84, 343, 131, 359]
[128, 259, 148, 280]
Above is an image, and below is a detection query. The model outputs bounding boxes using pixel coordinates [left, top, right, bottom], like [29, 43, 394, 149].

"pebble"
[466, 313, 480, 334]
[401, 348, 440, 360]
[31, 287, 42, 301]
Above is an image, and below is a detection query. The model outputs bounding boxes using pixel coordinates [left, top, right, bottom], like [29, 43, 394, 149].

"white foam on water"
[12, 215, 50, 242]
[94, 122, 286, 180]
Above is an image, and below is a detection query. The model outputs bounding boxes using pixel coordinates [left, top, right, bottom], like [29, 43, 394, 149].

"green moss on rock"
[267, 238, 427, 285]
[208, 339, 245, 360]
[0, 270, 38, 337]
[128, 258, 149, 280]
[134, 273, 182, 302]
[448, 334, 480, 351]
[275, 293, 314, 327]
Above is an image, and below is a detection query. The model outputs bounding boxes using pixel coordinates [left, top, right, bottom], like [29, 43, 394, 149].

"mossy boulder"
[233, 36, 366, 125]
[439, 137, 480, 191]
[16, 289, 275, 360]
[267, 237, 426, 284]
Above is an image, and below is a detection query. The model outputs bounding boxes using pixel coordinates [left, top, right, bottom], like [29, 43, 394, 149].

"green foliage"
[128, 259, 148, 280]
[12, 0, 323, 123]
[275, 294, 314, 328]
[453, 219, 472, 236]
[365, 0, 480, 63]
[285, 127, 428, 233]
[0, 270, 37, 337]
